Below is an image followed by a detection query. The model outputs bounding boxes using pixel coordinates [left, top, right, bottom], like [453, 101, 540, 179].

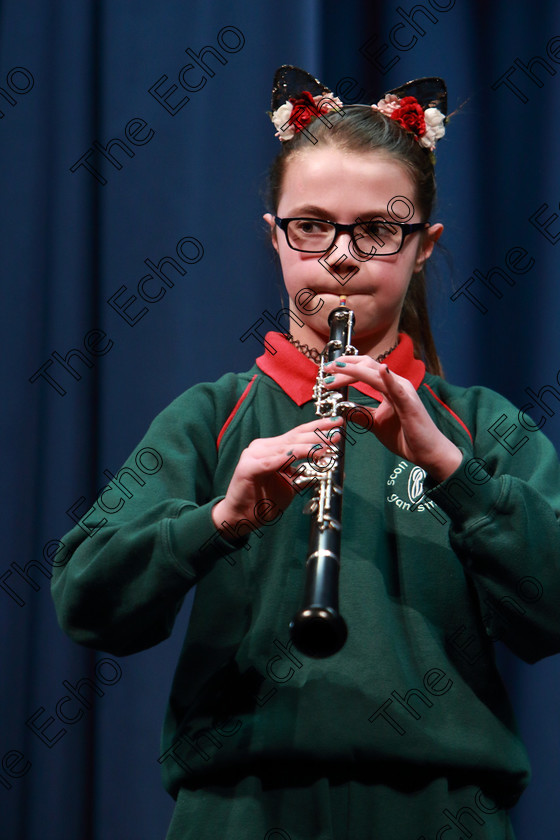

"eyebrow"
[287, 204, 388, 220]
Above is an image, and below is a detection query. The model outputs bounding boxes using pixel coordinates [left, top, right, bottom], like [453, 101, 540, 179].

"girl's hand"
[211, 416, 343, 538]
[323, 356, 463, 482]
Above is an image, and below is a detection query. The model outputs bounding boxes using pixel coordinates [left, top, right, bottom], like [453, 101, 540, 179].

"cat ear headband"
[269, 65, 447, 153]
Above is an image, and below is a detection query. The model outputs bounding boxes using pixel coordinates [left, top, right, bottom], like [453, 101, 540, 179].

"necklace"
[285, 333, 398, 365]
[284, 335, 323, 364]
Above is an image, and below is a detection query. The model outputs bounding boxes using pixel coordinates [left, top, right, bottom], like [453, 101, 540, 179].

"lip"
[312, 290, 370, 298]
[311, 286, 362, 297]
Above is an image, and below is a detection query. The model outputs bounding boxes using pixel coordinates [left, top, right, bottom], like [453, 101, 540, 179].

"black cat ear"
[271, 64, 332, 111]
[268, 67, 448, 152]
[386, 77, 447, 116]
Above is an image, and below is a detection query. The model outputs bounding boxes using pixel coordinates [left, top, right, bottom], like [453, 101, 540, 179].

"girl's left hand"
[323, 356, 463, 483]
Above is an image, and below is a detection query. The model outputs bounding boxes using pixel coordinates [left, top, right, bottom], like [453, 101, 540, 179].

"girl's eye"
[296, 220, 329, 235]
[362, 221, 397, 238]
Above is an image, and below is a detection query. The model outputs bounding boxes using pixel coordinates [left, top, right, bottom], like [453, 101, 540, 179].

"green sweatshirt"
[51, 332, 560, 811]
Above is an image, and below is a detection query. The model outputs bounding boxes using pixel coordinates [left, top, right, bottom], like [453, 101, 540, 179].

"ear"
[263, 213, 279, 253]
[414, 223, 443, 272]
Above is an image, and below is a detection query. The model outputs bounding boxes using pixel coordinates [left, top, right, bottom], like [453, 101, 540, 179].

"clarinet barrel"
[289, 304, 357, 658]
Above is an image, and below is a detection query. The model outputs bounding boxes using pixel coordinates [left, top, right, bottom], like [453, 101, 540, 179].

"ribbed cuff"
[424, 450, 503, 530]
[168, 498, 249, 579]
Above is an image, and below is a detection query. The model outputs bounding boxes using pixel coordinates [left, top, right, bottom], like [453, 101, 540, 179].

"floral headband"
[269, 65, 447, 153]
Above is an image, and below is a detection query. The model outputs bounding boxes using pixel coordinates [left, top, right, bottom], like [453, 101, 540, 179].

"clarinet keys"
[289, 305, 357, 658]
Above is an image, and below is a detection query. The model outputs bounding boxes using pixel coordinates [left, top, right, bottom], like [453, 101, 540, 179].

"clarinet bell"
[289, 607, 348, 658]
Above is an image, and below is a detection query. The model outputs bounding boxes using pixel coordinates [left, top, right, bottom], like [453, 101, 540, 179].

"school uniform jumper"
[51, 332, 560, 840]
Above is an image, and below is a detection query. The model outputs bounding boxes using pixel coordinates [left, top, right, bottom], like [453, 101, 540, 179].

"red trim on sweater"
[217, 374, 258, 450]
[255, 332, 425, 406]
[422, 383, 473, 443]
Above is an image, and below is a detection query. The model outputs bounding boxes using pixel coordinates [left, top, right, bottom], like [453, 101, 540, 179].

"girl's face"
[264, 146, 443, 351]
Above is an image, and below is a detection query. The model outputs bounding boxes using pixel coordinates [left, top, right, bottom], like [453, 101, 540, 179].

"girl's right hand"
[211, 416, 343, 538]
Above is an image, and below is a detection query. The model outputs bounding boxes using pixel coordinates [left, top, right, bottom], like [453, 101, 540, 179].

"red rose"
[390, 96, 426, 139]
[288, 90, 326, 132]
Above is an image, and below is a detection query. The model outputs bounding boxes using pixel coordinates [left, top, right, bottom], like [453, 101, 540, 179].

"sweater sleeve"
[424, 386, 560, 664]
[51, 377, 245, 656]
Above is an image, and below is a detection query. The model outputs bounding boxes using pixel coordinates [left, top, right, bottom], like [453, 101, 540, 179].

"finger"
[290, 415, 344, 435]
[245, 433, 342, 471]
[283, 440, 340, 460]
[324, 354, 381, 370]
[241, 417, 344, 474]
[288, 418, 344, 445]
[377, 367, 431, 428]
[343, 404, 377, 431]
[378, 365, 416, 409]
[323, 357, 414, 398]
[322, 366, 386, 391]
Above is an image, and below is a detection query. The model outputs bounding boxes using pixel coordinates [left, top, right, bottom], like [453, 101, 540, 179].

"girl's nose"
[320, 233, 360, 284]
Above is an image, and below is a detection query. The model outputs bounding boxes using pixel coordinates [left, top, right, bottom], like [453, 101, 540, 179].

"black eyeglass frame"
[274, 216, 429, 256]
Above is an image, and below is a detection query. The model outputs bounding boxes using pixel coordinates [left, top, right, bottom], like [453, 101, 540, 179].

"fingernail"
[328, 415, 341, 422]
[324, 375, 335, 383]
[385, 365, 391, 374]
[335, 361, 346, 367]
[286, 450, 293, 456]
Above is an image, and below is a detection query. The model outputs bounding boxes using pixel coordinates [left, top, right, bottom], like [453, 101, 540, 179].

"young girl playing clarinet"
[52, 65, 560, 839]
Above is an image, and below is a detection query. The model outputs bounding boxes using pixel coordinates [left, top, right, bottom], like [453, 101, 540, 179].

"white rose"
[418, 108, 445, 150]
[424, 107, 445, 139]
[374, 94, 401, 116]
[318, 95, 344, 112]
[272, 102, 295, 140]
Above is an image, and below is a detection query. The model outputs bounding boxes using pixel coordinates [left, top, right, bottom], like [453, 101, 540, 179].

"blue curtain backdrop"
[2, 0, 560, 837]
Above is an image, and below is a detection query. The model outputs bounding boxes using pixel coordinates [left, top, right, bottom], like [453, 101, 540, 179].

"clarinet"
[289, 297, 358, 658]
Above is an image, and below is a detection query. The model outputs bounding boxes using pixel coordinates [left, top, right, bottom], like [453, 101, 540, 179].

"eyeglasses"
[274, 216, 429, 257]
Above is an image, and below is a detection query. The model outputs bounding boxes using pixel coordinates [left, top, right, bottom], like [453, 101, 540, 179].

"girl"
[52, 66, 560, 839]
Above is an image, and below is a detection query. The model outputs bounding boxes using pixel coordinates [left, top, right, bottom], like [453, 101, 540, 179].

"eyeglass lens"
[287, 219, 402, 255]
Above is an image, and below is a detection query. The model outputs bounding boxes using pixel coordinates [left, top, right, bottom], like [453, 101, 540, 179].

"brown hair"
[266, 107, 444, 377]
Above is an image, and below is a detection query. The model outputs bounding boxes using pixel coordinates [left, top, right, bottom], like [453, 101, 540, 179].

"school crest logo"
[385, 460, 440, 517]
[407, 465, 426, 504]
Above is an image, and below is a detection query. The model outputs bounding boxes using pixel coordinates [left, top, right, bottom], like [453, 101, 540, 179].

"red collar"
[255, 332, 426, 406]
